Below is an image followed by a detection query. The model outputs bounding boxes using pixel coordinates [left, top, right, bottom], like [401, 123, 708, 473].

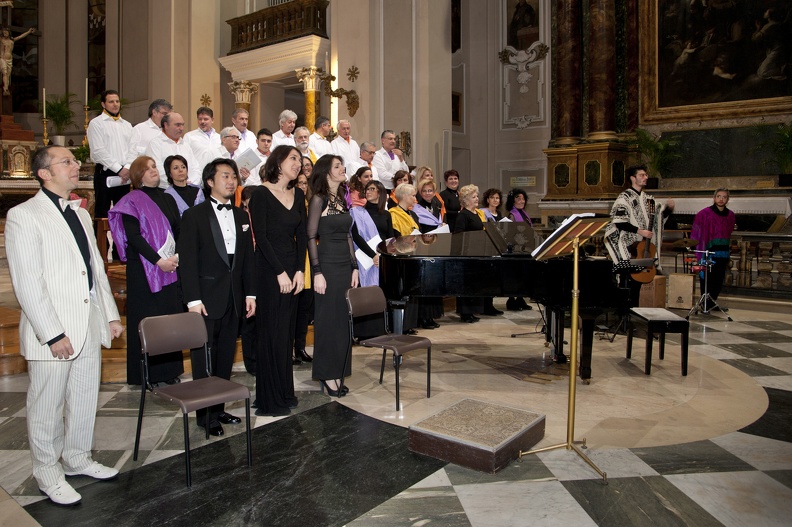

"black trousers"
[700, 257, 729, 302]
[191, 297, 240, 427]
[94, 165, 130, 219]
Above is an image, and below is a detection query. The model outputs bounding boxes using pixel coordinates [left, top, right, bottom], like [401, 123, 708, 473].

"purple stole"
[350, 206, 380, 287]
[165, 184, 205, 216]
[412, 203, 442, 226]
[108, 189, 178, 293]
[510, 207, 533, 227]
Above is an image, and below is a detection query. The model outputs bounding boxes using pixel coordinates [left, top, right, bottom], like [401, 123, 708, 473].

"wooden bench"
[626, 307, 689, 376]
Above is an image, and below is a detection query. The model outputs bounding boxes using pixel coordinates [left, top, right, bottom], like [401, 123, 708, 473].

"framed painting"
[504, 0, 540, 50]
[640, 1, 792, 123]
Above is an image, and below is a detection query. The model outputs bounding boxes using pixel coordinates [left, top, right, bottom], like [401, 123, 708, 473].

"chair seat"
[153, 377, 250, 414]
[360, 334, 431, 354]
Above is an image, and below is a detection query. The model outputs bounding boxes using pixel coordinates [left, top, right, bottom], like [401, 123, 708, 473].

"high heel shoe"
[295, 349, 313, 362]
[320, 380, 344, 397]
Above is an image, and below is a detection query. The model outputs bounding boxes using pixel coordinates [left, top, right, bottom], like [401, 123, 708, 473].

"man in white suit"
[5, 146, 124, 506]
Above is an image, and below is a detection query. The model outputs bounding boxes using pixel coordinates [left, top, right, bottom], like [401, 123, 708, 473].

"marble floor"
[1, 267, 792, 524]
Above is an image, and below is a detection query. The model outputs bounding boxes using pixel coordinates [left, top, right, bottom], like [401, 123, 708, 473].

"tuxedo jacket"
[5, 191, 120, 360]
[177, 200, 255, 320]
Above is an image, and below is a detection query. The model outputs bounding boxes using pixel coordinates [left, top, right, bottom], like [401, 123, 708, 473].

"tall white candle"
[85, 78, 88, 104]
[42, 88, 46, 118]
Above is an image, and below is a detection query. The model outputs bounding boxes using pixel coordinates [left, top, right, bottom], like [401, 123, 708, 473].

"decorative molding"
[317, 70, 359, 117]
[228, 81, 259, 110]
[346, 65, 359, 82]
[498, 42, 549, 93]
[499, 41, 549, 130]
[219, 35, 330, 82]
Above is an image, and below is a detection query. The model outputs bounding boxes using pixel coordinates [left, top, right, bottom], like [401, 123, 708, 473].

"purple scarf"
[165, 184, 205, 216]
[350, 206, 380, 286]
[108, 189, 178, 293]
[412, 203, 442, 226]
[510, 207, 533, 227]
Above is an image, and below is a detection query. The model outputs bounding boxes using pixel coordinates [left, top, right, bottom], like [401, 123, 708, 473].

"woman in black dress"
[505, 188, 533, 311]
[387, 170, 412, 210]
[292, 172, 314, 365]
[163, 154, 204, 216]
[108, 156, 183, 385]
[308, 155, 359, 397]
[248, 145, 307, 416]
[439, 169, 461, 228]
[454, 184, 487, 323]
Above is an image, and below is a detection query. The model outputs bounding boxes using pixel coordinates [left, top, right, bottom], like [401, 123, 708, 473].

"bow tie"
[59, 198, 82, 212]
[216, 203, 232, 211]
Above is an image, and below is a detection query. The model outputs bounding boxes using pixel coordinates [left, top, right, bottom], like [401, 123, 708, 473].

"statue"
[0, 25, 36, 95]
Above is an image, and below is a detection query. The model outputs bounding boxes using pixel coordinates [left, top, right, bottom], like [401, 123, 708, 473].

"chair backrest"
[346, 286, 387, 318]
[138, 312, 208, 357]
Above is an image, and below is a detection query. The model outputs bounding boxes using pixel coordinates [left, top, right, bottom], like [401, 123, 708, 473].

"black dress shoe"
[218, 412, 241, 425]
[295, 349, 313, 362]
[483, 307, 504, 316]
[164, 377, 181, 385]
[460, 314, 479, 323]
[206, 422, 224, 436]
[554, 353, 568, 364]
[292, 355, 302, 365]
[506, 298, 523, 311]
[419, 319, 436, 330]
[403, 328, 418, 335]
[255, 407, 291, 417]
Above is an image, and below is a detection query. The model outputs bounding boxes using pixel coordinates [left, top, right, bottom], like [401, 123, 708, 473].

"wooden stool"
[627, 307, 689, 376]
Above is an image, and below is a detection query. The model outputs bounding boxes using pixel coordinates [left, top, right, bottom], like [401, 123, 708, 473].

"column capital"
[228, 80, 259, 111]
[295, 66, 322, 92]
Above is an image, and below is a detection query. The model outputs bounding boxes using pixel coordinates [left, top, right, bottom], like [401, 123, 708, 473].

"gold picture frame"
[640, 1, 792, 124]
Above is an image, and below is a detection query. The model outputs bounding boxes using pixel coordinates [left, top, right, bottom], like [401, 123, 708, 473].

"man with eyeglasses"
[86, 90, 135, 218]
[5, 146, 124, 505]
[130, 98, 172, 156]
[331, 119, 360, 167]
[144, 112, 202, 189]
[347, 141, 380, 183]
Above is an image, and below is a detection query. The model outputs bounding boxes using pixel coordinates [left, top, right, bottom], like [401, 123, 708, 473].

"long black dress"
[123, 186, 184, 385]
[416, 197, 445, 324]
[249, 186, 307, 414]
[454, 208, 485, 317]
[308, 195, 357, 381]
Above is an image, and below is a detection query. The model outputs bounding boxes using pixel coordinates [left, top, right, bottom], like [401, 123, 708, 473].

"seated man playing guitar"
[604, 164, 675, 306]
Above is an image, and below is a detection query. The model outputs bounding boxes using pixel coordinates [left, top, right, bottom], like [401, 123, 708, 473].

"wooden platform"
[408, 399, 545, 474]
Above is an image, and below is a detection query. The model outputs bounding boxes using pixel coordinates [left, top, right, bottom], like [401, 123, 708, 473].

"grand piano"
[378, 223, 630, 381]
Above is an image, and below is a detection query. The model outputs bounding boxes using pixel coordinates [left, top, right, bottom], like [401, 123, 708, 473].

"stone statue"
[0, 25, 36, 95]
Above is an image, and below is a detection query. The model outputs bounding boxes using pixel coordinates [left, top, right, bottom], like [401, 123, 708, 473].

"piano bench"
[626, 308, 689, 376]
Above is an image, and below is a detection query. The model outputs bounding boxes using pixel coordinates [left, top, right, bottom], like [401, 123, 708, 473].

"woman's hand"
[373, 254, 380, 267]
[351, 269, 359, 288]
[293, 271, 305, 295]
[277, 271, 293, 295]
[314, 273, 327, 295]
[157, 255, 179, 273]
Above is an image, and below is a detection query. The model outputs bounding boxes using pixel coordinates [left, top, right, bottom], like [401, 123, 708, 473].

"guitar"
[630, 199, 657, 283]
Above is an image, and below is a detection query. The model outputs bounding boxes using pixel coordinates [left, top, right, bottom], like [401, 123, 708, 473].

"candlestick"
[85, 78, 88, 105]
[42, 88, 46, 118]
[83, 104, 90, 147]
[41, 117, 49, 146]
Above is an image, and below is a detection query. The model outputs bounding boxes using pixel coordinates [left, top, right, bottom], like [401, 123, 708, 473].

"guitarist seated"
[603, 164, 675, 306]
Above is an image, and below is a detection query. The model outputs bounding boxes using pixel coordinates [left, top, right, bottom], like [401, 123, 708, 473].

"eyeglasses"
[365, 186, 378, 192]
[364, 150, 376, 155]
[224, 135, 240, 140]
[44, 158, 81, 169]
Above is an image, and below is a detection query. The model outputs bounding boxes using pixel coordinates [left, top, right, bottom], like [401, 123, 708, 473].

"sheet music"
[235, 148, 263, 173]
[157, 231, 176, 259]
[425, 224, 450, 234]
[530, 213, 595, 258]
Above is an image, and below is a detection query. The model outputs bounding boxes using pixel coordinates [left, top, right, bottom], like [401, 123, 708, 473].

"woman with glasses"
[163, 154, 204, 216]
[301, 157, 313, 179]
[350, 180, 394, 287]
[108, 156, 184, 385]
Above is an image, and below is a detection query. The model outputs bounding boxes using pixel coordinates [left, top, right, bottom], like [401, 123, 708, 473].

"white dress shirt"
[235, 127, 257, 153]
[271, 129, 296, 150]
[183, 127, 221, 167]
[145, 133, 203, 189]
[331, 136, 360, 167]
[372, 148, 408, 189]
[346, 157, 379, 182]
[309, 132, 334, 159]
[130, 118, 162, 157]
[86, 112, 134, 174]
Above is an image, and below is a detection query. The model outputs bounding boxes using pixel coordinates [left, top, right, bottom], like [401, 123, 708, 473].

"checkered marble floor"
[1, 293, 791, 526]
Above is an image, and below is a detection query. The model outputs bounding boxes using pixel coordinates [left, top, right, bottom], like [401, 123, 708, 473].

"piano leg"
[550, 309, 568, 364]
[579, 317, 595, 384]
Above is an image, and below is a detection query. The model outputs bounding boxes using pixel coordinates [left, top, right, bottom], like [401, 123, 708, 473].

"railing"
[226, 0, 329, 55]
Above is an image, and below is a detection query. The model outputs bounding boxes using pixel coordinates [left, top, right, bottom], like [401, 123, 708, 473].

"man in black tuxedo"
[177, 158, 256, 436]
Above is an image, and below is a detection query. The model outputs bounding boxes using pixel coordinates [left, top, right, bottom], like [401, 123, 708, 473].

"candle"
[42, 88, 46, 118]
[85, 78, 88, 104]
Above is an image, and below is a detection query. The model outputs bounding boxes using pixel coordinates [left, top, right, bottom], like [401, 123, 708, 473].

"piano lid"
[378, 224, 539, 258]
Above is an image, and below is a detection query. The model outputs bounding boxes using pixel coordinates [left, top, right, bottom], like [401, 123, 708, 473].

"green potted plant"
[755, 122, 792, 175]
[44, 92, 78, 146]
[630, 128, 681, 187]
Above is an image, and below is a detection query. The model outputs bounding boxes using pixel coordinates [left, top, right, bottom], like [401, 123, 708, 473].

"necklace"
[327, 191, 347, 215]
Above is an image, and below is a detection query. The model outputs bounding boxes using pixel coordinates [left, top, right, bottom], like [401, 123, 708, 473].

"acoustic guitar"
[630, 199, 657, 283]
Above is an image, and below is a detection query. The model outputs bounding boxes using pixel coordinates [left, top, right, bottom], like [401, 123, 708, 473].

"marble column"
[553, 0, 583, 145]
[296, 66, 321, 133]
[586, 0, 618, 142]
[228, 80, 259, 112]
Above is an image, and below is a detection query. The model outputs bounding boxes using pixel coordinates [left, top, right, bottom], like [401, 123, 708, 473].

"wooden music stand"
[519, 214, 610, 482]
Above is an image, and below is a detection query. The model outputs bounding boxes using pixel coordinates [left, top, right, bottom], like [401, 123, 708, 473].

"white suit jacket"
[5, 191, 120, 360]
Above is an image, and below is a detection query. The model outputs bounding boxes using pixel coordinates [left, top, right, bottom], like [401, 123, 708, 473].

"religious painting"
[504, 0, 540, 50]
[641, 1, 792, 123]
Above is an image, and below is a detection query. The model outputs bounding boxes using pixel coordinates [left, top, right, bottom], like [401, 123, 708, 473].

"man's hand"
[245, 298, 256, 318]
[50, 337, 75, 360]
[240, 167, 250, 182]
[118, 167, 131, 183]
[189, 303, 208, 316]
[109, 321, 124, 339]
[638, 229, 653, 239]
[392, 148, 404, 160]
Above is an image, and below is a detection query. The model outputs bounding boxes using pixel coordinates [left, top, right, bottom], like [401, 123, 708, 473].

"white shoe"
[40, 480, 81, 506]
[64, 461, 119, 480]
